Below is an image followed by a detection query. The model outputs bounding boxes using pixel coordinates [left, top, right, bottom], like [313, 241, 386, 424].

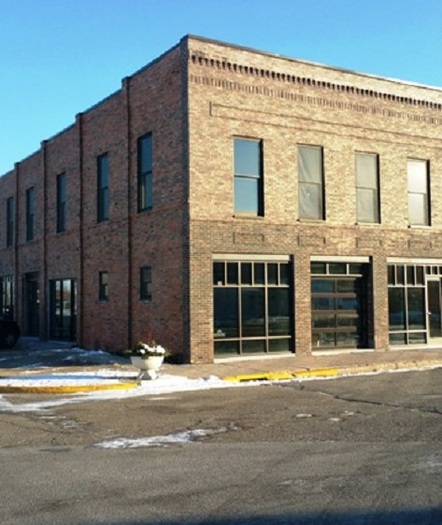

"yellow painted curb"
[292, 368, 341, 378]
[224, 367, 343, 382]
[0, 381, 138, 394]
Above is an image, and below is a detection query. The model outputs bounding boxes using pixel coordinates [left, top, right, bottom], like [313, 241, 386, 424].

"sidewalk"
[162, 347, 442, 381]
[1, 341, 442, 394]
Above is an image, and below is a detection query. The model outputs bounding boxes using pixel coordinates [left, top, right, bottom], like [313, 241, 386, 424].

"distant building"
[1, 35, 442, 363]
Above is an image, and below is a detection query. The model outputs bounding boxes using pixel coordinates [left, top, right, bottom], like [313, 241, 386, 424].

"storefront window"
[213, 259, 292, 355]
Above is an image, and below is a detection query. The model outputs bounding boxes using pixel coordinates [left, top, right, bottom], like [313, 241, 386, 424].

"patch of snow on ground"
[95, 427, 234, 449]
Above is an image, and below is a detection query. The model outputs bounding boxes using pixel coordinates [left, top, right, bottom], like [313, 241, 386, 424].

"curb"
[0, 381, 138, 394]
[222, 360, 442, 383]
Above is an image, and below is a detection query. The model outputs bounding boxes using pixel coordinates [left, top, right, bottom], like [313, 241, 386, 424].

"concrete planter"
[130, 355, 164, 380]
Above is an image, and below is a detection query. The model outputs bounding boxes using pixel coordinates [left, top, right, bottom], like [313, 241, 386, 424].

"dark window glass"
[140, 266, 152, 301]
[336, 280, 357, 293]
[406, 266, 415, 285]
[0, 275, 14, 318]
[254, 263, 265, 284]
[268, 288, 290, 335]
[268, 263, 278, 285]
[387, 265, 395, 285]
[241, 263, 252, 285]
[97, 154, 109, 222]
[26, 187, 35, 241]
[311, 279, 334, 293]
[241, 288, 265, 337]
[407, 288, 425, 329]
[329, 263, 346, 274]
[356, 153, 380, 223]
[388, 288, 406, 329]
[214, 288, 238, 338]
[280, 264, 289, 285]
[138, 134, 153, 211]
[311, 262, 326, 274]
[234, 138, 263, 216]
[312, 297, 335, 310]
[242, 339, 266, 353]
[49, 278, 76, 341]
[298, 145, 324, 220]
[213, 263, 225, 285]
[56, 172, 67, 233]
[227, 263, 238, 285]
[396, 266, 405, 285]
[99, 271, 109, 302]
[6, 197, 14, 247]
[214, 340, 239, 355]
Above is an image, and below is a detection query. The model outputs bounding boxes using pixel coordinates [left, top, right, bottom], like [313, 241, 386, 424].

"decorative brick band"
[190, 53, 442, 111]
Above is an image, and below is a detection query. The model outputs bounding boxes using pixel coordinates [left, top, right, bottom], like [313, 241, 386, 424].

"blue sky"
[1, 0, 441, 176]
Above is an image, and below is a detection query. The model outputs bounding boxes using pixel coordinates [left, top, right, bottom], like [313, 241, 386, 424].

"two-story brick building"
[1, 35, 442, 363]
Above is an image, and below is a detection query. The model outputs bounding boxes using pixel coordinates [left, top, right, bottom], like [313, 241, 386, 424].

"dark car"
[0, 316, 21, 349]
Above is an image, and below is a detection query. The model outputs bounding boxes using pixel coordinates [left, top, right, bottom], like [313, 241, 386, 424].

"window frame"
[26, 186, 35, 241]
[137, 133, 153, 212]
[407, 159, 430, 227]
[140, 265, 152, 302]
[298, 144, 325, 221]
[97, 153, 110, 223]
[56, 172, 67, 233]
[355, 152, 380, 224]
[233, 137, 264, 217]
[6, 196, 14, 247]
[98, 271, 109, 302]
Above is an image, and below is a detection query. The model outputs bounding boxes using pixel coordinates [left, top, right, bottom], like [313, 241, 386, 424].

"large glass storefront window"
[388, 263, 440, 345]
[311, 262, 369, 350]
[213, 259, 292, 356]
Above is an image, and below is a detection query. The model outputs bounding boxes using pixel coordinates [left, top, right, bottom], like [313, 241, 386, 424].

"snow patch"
[95, 427, 234, 449]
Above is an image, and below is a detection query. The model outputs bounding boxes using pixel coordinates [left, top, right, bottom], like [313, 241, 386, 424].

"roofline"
[185, 34, 442, 94]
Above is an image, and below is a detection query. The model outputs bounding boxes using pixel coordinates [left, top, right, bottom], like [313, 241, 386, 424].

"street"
[0, 368, 441, 524]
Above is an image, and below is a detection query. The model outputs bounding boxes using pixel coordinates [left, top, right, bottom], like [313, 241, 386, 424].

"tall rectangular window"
[234, 138, 263, 216]
[138, 134, 153, 211]
[356, 152, 380, 223]
[6, 196, 14, 247]
[26, 186, 35, 241]
[56, 172, 67, 233]
[408, 159, 430, 226]
[98, 271, 109, 302]
[97, 154, 109, 222]
[0, 275, 14, 319]
[140, 266, 152, 301]
[298, 145, 324, 220]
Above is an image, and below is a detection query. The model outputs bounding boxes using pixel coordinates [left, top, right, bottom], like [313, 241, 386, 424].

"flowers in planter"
[129, 340, 168, 358]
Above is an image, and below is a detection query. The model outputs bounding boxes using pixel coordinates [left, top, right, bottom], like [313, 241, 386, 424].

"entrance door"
[24, 272, 40, 336]
[427, 279, 442, 339]
[49, 279, 77, 341]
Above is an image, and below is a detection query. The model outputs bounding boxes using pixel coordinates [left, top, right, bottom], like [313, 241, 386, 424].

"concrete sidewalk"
[1, 343, 442, 394]
[162, 348, 442, 381]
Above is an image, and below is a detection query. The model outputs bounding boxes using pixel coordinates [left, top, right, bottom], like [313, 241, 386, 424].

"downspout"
[76, 112, 84, 347]
[123, 76, 133, 349]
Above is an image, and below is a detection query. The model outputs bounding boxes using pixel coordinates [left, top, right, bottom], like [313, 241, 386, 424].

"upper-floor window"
[26, 186, 35, 241]
[234, 138, 263, 216]
[98, 271, 109, 302]
[6, 196, 14, 247]
[97, 154, 109, 222]
[56, 172, 67, 233]
[407, 159, 430, 226]
[298, 145, 324, 220]
[138, 134, 153, 212]
[356, 152, 380, 223]
[140, 265, 152, 301]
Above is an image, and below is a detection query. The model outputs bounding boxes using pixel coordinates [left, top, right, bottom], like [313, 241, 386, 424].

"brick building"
[1, 35, 442, 363]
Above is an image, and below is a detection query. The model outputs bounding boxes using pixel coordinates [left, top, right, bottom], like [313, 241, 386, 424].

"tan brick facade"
[1, 36, 442, 363]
